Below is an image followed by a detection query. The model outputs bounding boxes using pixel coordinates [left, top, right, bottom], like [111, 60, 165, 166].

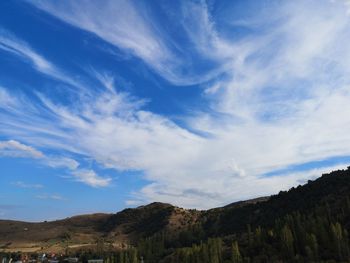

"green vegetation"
[114, 167, 350, 262]
[3, 168, 350, 262]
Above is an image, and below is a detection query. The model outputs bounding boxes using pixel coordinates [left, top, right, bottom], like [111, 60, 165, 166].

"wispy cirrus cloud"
[36, 194, 66, 201]
[29, 0, 230, 85]
[12, 181, 44, 189]
[0, 29, 52, 72]
[29, 0, 179, 83]
[0, 139, 111, 188]
[2, 0, 350, 209]
[0, 140, 44, 158]
[72, 170, 111, 188]
[0, 28, 83, 90]
[46, 157, 79, 170]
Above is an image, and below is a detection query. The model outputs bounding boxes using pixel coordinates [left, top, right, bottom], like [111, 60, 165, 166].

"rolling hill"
[1, 167, 350, 262]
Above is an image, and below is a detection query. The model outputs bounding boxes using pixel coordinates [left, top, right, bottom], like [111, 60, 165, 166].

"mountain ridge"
[0, 197, 268, 253]
[2, 166, 350, 262]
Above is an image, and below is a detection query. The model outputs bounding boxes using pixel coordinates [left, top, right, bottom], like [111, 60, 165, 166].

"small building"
[65, 258, 79, 263]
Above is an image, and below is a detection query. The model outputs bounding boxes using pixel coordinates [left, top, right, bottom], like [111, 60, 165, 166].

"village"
[0, 254, 104, 263]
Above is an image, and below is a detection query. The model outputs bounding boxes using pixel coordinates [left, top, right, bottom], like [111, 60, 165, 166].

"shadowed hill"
[1, 167, 350, 261]
[203, 167, 350, 236]
[0, 202, 201, 252]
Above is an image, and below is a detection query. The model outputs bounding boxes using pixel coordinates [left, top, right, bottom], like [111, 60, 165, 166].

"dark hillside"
[2, 167, 350, 262]
[203, 167, 350, 236]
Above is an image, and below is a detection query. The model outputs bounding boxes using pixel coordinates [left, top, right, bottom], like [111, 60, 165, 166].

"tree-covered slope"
[2, 167, 350, 262]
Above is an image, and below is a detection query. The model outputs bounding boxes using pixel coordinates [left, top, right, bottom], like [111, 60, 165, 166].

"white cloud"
[1, 0, 350, 208]
[0, 87, 18, 110]
[125, 199, 144, 206]
[72, 170, 111, 188]
[29, 0, 183, 84]
[46, 157, 79, 170]
[12, 181, 44, 189]
[0, 139, 108, 188]
[28, 0, 231, 85]
[36, 194, 66, 201]
[0, 140, 44, 158]
[0, 29, 83, 90]
[0, 29, 52, 72]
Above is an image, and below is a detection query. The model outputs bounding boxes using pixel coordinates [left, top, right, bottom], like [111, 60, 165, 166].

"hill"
[0, 202, 202, 253]
[1, 167, 350, 262]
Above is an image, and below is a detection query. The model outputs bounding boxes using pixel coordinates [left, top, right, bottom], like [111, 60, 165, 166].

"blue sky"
[1, 0, 350, 221]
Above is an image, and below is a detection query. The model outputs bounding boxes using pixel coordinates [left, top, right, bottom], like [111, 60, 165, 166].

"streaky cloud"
[2, 0, 350, 209]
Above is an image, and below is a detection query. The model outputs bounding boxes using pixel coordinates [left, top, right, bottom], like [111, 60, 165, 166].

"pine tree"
[281, 224, 294, 258]
[118, 251, 125, 263]
[231, 241, 242, 263]
[331, 222, 343, 260]
[129, 248, 138, 263]
[305, 233, 318, 260]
